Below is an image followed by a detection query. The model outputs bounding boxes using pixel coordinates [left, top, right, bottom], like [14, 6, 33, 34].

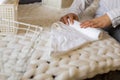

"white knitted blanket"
[0, 0, 120, 80]
[0, 27, 120, 80]
[0, 35, 35, 80]
[22, 31, 120, 80]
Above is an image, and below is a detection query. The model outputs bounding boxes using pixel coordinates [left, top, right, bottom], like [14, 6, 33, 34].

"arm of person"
[106, 8, 120, 28]
[68, 0, 94, 16]
[80, 8, 120, 28]
[80, 14, 112, 28]
[60, 0, 93, 24]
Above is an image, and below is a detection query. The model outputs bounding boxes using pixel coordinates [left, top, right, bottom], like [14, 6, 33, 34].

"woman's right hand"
[60, 13, 79, 25]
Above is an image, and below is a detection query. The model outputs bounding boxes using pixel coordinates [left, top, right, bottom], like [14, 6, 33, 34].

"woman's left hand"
[80, 14, 112, 28]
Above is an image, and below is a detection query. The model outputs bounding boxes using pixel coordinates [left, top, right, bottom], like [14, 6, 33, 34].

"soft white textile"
[51, 21, 106, 57]
[69, 20, 104, 40]
[1, 29, 120, 80]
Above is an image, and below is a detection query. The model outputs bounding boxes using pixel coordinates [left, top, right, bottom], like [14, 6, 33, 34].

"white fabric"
[69, 20, 104, 40]
[50, 21, 106, 57]
[22, 34, 120, 80]
[0, 35, 35, 80]
[1, 31, 120, 80]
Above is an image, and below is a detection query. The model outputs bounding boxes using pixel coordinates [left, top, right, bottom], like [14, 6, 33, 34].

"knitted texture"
[0, 0, 120, 80]
[21, 33, 120, 80]
[0, 26, 120, 80]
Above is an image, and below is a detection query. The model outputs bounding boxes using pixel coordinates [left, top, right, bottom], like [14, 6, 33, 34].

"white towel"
[69, 20, 104, 40]
[50, 21, 105, 57]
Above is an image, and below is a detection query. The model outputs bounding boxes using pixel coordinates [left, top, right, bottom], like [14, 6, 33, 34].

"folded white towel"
[50, 21, 106, 57]
[69, 20, 104, 40]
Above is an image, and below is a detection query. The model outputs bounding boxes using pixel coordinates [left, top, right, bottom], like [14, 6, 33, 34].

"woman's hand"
[60, 13, 79, 25]
[80, 14, 112, 28]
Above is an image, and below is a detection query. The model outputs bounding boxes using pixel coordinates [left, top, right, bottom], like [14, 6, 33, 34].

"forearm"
[67, 0, 93, 16]
[106, 8, 120, 28]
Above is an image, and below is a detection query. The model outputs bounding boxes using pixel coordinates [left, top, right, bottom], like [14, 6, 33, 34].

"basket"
[0, 18, 43, 40]
[0, 3, 18, 34]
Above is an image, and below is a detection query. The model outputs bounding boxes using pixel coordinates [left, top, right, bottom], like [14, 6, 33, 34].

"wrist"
[104, 14, 112, 26]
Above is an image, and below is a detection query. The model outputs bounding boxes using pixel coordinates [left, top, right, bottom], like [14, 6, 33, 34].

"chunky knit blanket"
[1, 0, 120, 80]
[0, 29, 120, 80]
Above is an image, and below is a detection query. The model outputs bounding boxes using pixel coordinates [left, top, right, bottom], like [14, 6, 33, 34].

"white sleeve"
[106, 8, 120, 28]
[67, 0, 93, 16]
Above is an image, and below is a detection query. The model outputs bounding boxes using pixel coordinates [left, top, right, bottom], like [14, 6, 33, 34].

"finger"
[74, 16, 79, 21]
[60, 17, 64, 22]
[88, 22, 97, 28]
[60, 17, 66, 24]
[80, 21, 91, 28]
[82, 20, 98, 28]
[68, 15, 74, 24]
[91, 22, 102, 28]
[84, 22, 94, 28]
[63, 17, 69, 25]
[92, 25, 99, 28]
[80, 20, 91, 26]
[92, 23, 101, 28]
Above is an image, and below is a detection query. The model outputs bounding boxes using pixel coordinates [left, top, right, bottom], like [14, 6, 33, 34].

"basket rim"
[0, 18, 44, 41]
